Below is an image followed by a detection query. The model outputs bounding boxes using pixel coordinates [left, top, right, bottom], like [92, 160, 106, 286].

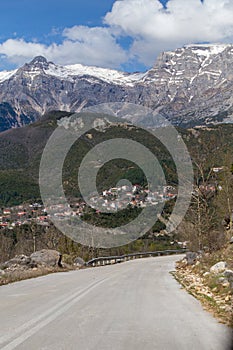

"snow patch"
[185, 44, 229, 58]
[45, 62, 146, 86]
[0, 69, 17, 83]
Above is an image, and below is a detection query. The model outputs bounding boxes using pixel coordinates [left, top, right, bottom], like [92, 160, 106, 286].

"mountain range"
[0, 43, 233, 131]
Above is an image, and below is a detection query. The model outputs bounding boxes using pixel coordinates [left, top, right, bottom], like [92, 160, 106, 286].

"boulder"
[74, 257, 85, 267]
[185, 252, 198, 265]
[2, 255, 32, 269]
[210, 261, 227, 274]
[223, 270, 233, 281]
[30, 250, 62, 267]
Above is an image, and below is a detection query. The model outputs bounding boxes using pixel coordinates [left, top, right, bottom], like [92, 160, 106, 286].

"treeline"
[0, 223, 180, 264]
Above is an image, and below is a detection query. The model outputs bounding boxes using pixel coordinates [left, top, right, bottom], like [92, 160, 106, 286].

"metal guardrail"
[86, 249, 187, 267]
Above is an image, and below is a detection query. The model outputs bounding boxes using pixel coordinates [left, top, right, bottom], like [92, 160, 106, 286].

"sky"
[0, 0, 233, 72]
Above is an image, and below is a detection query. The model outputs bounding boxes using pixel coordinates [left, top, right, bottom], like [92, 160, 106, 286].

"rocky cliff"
[0, 44, 233, 131]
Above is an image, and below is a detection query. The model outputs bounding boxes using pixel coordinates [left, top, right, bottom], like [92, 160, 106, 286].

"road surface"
[0, 255, 232, 350]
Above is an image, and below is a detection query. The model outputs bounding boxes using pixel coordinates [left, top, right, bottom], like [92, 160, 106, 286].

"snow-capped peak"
[185, 43, 230, 57]
[45, 62, 145, 86]
[0, 56, 146, 86]
[0, 44, 231, 86]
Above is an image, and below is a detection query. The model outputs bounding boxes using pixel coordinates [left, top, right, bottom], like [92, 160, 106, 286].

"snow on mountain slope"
[0, 58, 146, 86]
[46, 63, 146, 86]
[1, 43, 233, 132]
[0, 44, 229, 86]
[0, 69, 17, 83]
[185, 43, 229, 57]
[142, 43, 232, 87]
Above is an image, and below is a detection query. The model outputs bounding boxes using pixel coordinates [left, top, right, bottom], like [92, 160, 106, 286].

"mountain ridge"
[1, 43, 233, 131]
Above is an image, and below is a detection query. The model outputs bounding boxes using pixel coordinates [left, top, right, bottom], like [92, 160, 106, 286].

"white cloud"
[105, 0, 233, 65]
[0, 0, 233, 70]
[61, 26, 127, 67]
[0, 39, 48, 65]
[0, 26, 127, 69]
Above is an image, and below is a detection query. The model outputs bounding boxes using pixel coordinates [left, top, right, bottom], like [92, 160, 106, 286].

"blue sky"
[0, 0, 232, 72]
[0, 1, 116, 42]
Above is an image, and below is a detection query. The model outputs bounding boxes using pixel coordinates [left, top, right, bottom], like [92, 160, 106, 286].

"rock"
[223, 270, 233, 280]
[230, 236, 233, 244]
[203, 272, 210, 277]
[220, 280, 230, 288]
[30, 250, 62, 267]
[185, 252, 198, 265]
[217, 277, 228, 284]
[223, 270, 233, 290]
[0, 269, 5, 277]
[223, 282, 230, 288]
[210, 261, 227, 274]
[61, 263, 70, 269]
[74, 257, 85, 267]
[2, 255, 32, 269]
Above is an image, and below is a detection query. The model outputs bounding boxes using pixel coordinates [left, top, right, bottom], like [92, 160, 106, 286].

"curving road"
[0, 255, 232, 350]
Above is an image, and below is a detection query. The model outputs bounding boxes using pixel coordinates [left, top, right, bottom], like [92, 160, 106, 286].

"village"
[0, 184, 178, 229]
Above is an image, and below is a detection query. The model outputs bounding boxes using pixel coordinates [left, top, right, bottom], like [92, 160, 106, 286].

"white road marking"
[0, 277, 109, 350]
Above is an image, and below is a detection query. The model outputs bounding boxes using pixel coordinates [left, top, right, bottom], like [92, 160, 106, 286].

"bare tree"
[180, 159, 226, 252]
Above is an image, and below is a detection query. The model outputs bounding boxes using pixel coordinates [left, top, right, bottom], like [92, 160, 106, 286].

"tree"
[179, 160, 226, 252]
[215, 162, 233, 240]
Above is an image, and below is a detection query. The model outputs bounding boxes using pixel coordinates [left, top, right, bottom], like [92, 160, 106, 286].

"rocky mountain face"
[0, 44, 233, 131]
[140, 44, 233, 126]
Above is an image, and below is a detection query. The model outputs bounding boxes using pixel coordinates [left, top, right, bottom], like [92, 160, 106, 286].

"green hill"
[0, 111, 179, 206]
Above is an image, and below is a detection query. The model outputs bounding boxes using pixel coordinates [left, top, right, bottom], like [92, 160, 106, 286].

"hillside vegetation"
[0, 111, 233, 261]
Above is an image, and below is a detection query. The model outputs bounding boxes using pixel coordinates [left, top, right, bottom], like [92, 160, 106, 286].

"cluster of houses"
[86, 184, 177, 212]
[0, 203, 48, 229]
[43, 184, 177, 220]
[0, 184, 177, 229]
[0, 163, 226, 231]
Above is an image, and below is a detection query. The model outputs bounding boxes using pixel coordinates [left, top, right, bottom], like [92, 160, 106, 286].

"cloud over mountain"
[0, 27, 127, 69]
[0, 0, 233, 70]
[105, 0, 233, 65]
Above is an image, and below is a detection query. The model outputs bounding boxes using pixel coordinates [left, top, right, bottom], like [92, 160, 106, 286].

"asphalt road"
[0, 255, 232, 350]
